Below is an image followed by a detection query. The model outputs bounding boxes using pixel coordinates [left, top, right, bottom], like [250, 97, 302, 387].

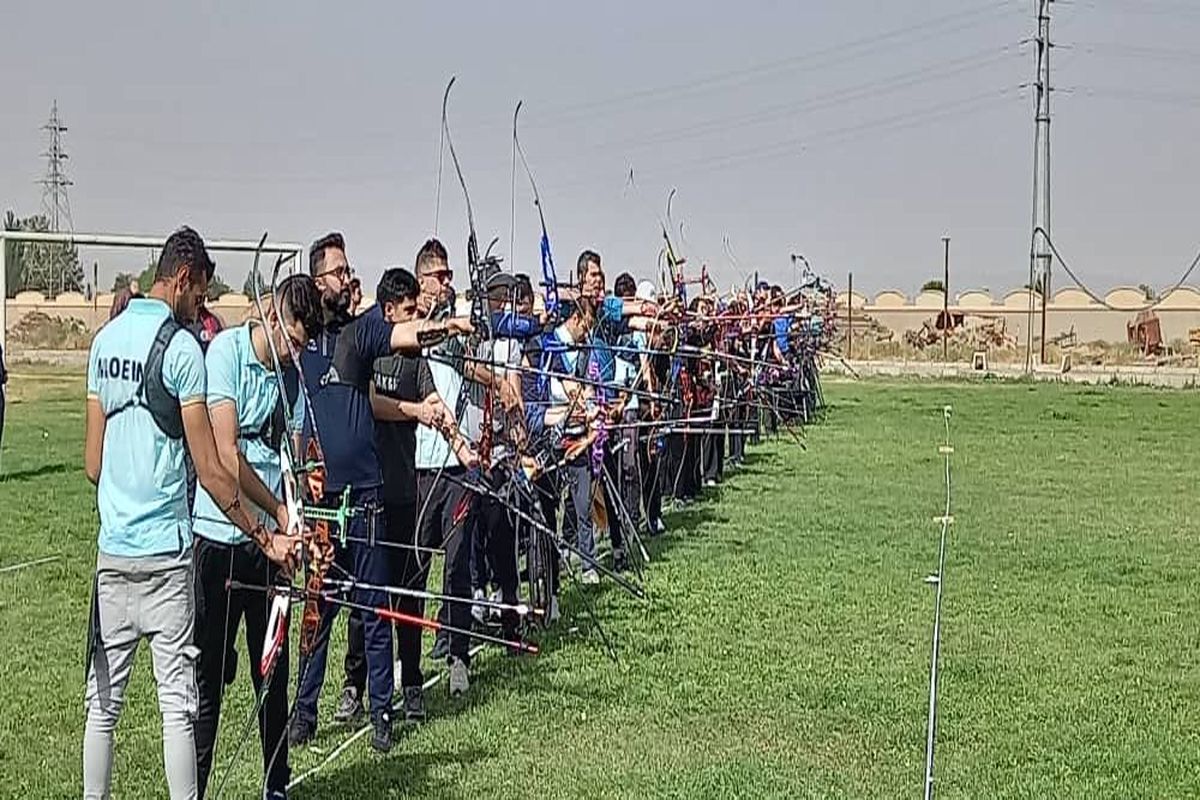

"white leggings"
[83, 551, 198, 800]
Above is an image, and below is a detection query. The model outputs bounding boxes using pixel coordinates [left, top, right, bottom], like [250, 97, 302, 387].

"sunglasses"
[422, 268, 454, 282]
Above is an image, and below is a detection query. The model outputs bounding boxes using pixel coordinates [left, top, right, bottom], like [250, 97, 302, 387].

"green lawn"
[2, 372, 1199, 799]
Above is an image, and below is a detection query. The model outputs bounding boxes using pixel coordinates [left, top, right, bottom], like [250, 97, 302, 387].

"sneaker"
[581, 569, 600, 586]
[704, 478, 717, 488]
[653, 517, 667, 535]
[371, 712, 393, 753]
[612, 548, 629, 573]
[264, 790, 288, 800]
[332, 686, 364, 725]
[288, 716, 316, 748]
[471, 588, 487, 625]
[402, 686, 426, 725]
[449, 657, 470, 697]
[429, 634, 449, 660]
[488, 588, 503, 622]
[549, 596, 561, 623]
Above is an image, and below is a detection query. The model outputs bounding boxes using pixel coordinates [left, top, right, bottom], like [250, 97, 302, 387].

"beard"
[323, 287, 353, 320]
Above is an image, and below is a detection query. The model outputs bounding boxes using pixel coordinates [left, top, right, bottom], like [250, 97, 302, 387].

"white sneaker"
[549, 596, 561, 623]
[488, 588, 503, 622]
[471, 589, 486, 624]
[449, 657, 469, 697]
[581, 569, 600, 586]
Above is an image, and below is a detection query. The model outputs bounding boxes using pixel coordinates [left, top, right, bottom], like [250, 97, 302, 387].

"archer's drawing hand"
[497, 380, 522, 413]
[452, 437, 480, 470]
[274, 503, 299, 538]
[447, 317, 474, 337]
[265, 532, 302, 574]
[415, 395, 445, 428]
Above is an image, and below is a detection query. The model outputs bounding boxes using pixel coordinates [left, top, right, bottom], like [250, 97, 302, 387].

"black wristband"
[418, 324, 449, 347]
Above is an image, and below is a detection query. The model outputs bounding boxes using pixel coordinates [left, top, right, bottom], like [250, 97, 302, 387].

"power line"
[1034, 226, 1200, 311]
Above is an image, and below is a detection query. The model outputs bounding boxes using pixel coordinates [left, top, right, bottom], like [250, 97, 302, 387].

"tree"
[206, 274, 231, 301]
[137, 261, 157, 298]
[111, 272, 138, 293]
[243, 269, 266, 299]
[2, 210, 83, 297]
[137, 255, 230, 300]
[921, 279, 945, 293]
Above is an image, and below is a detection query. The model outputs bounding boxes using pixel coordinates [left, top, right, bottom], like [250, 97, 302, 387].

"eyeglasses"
[318, 264, 353, 280]
[422, 269, 454, 282]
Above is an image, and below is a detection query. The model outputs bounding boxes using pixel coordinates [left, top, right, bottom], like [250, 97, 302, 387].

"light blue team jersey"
[192, 325, 297, 544]
[614, 331, 647, 412]
[415, 341, 468, 471]
[87, 298, 206, 558]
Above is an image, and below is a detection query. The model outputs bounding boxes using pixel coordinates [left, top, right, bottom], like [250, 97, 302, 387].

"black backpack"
[104, 317, 186, 440]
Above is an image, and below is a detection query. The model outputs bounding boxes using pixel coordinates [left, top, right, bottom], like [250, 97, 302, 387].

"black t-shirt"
[373, 353, 432, 505]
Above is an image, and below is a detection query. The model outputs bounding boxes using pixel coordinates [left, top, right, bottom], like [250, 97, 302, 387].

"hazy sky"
[3, 0, 1199, 297]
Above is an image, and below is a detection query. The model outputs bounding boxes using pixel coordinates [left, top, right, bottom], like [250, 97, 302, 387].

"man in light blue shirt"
[82, 228, 295, 800]
[191, 274, 324, 800]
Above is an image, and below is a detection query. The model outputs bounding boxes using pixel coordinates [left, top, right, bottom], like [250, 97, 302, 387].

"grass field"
[2, 370, 1199, 799]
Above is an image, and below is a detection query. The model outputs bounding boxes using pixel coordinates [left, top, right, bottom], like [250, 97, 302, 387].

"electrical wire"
[1034, 226, 1200, 312]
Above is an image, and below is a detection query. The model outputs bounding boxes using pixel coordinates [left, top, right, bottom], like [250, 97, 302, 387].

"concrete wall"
[7, 285, 1200, 348]
[5, 291, 263, 333]
[835, 286, 1200, 345]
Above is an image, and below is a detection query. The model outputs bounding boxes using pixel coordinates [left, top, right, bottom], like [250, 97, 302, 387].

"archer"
[82, 228, 300, 800]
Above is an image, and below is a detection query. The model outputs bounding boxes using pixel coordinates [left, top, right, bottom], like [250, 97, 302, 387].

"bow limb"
[211, 237, 300, 799]
[512, 100, 560, 322]
[416, 77, 492, 540]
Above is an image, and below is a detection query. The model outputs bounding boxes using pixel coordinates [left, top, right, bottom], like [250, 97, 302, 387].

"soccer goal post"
[0, 230, 304, 355]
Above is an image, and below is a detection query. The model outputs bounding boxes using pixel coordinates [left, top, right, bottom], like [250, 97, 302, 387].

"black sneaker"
[371, 712, 394, 753]
[428, 634, 449, 660]
[402, 686, 426, 725]
[332, 685, 365, 725]
[288, 716, 316, 748]
[612, 548, 629, 573]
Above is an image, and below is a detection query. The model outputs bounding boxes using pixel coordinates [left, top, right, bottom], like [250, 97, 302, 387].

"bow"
[210, 236, 334, 799]
[512, 100, 560, 321]
[441, 76, 497, 469]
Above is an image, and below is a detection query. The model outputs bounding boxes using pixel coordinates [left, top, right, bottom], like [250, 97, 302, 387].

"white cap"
[635, 280, 658, 302]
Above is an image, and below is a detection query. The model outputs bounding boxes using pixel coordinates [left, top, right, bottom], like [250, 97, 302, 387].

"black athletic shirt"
[372, 353, 433, 506]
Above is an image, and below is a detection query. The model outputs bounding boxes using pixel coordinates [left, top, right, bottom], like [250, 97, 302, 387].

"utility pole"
[942, 236, 951, 363]
[1028, 0, 1053, 367]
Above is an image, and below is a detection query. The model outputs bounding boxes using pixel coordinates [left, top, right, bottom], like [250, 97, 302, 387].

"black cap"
[486, 271, 517, 293]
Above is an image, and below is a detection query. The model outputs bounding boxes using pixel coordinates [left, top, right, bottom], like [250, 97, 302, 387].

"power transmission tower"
[1027, 0, 1053, 369]
[26, 100, 76, 295]
[39, 100, 73, 233]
